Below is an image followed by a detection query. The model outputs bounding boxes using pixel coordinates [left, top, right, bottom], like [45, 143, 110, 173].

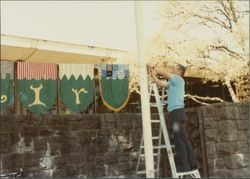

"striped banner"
[17, 62, 57, 114]
[17, 62, 57, 80]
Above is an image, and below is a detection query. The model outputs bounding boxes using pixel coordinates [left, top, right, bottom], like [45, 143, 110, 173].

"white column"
[134, 2, 155, 178]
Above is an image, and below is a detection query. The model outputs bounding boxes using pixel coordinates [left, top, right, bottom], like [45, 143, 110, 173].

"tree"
[147, 0, 249, 102]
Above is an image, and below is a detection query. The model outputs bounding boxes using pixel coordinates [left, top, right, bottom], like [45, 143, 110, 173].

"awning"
[1, 34, 129, 64]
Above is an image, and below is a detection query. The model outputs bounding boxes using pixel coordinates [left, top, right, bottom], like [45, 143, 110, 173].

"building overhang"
[1, 34, 129, 64]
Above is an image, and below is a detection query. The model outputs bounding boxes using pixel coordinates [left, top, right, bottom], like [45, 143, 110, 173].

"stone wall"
[200, 102, 250, 177]
[0, 114, 143, 177]
[0, 102, 249, 177]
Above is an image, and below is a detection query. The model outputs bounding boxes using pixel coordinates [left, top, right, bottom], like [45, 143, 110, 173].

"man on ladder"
[147, 64, 198, 174]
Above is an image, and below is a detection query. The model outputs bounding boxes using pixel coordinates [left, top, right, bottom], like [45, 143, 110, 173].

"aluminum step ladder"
[135, 83, 200, 178]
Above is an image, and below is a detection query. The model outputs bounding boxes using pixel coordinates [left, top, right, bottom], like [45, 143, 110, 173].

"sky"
[1, 1, 160, 51]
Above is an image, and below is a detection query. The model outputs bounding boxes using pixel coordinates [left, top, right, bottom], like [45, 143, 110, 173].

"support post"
[134, 2, 155, 178]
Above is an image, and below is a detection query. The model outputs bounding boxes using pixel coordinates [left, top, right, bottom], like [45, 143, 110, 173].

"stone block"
[216, 142, 237, 155]
[206, 141, 216, 159]
[78, 117, 101, 129]
[66, 165, 79, 177]
[207, 159, 215, 175]
[204, 120, 218, 129]
[118, 153, 130, 163]
[66, 154, 85, 165]
[213, 169, 232, 177]
[52, 167, 68, 177]
[33, 138, 47, 152]
[239, 105, 249, 114]
[240, 113, 249, 120]
[220, 106, 240, 120]
[76, 131, 94, 144]
[116, 119, 133, 129]
[231, 167, 250, 177]
[225, 154, 249, 169]
[117, 135, 130, 143]
[203, 106, 216, 117]
[238, 131, 247, 141]
[237, 141, 249, 153]
[21, 125, 39, 137]
[215, 158, 225, 169]
[10, 133, 21, 145]
[0, 134, 11, 154]
[38, 126, 55, 137]
[104, 152, 118, 164]
[205, 129, 218, 141]
[23, 152, 41, 168]
[0, 122, 12, 134]
[218, 120, 238, 141]
[12, 153, 24, 168]
[92, 166, 105, 177]
[236, 120, 249, 130]
[1, 154, 13, 169]
[54, 156, 66, 166]
[94, 154, 104, 165]
[131, 119, 141, 128]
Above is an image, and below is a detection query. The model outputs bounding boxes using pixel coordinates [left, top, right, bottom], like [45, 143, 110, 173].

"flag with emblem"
[99, 64, 130, 112]
[0, 60, 14, 112]
[17, 62, 57, 114]
[59, 64, 95, 112]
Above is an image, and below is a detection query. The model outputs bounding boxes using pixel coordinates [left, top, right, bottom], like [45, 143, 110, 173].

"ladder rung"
[140, 153, 158, 157]
[151, 120, 160, 123]
[153, 145, 167, 149]
[137, 171, 146, 174]
[137, 169, 160, 175]
[150, 103, 166, 107]
[141, 145, 167, 149]
[177, 169, 200, 177]
[152, 136, 160, 140]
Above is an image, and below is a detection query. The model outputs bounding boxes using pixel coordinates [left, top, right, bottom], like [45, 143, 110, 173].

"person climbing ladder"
[147, 64, 198, 173]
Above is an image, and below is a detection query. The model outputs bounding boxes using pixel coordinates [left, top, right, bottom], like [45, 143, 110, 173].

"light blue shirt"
[167, 74, 185, 112]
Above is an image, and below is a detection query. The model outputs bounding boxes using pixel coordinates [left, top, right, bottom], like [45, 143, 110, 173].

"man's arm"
[151, 71, 168, 88]
[153, 68, 172, 79]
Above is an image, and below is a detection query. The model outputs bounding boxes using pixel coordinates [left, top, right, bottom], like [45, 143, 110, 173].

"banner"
[17, 62, 57, 114]
[99, 64, 129, 112]
[59, 64, 95, 112]
[0, 60, 14, 112]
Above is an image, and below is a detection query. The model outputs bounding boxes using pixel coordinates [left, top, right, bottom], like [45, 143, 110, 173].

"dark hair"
[176, 64, 186, 77]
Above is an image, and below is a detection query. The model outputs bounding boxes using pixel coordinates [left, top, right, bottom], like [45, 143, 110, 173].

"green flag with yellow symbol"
[59, 64, 95, 112]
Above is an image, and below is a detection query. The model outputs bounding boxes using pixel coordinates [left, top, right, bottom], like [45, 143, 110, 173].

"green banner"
[59, 64, 94, 112]
[17, 62, 57, 114]
[99, 64, 129, 112]
[1, 61, 14, 112]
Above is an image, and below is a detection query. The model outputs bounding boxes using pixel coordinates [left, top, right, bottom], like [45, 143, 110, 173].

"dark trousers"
[168, 108, 197, 172]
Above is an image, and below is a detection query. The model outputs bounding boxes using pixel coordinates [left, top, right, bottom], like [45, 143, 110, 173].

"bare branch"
[229, 0, 238, 23]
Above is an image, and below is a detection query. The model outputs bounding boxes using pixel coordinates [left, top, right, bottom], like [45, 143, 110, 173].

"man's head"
[172, 64, 186, 77]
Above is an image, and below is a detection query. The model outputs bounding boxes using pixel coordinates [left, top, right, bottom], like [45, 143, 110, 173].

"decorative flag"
[99, 64, 130, 112]
[17, 62, 57, 114]
[0, 60, 14, 112]
[59, 64, 95, 112]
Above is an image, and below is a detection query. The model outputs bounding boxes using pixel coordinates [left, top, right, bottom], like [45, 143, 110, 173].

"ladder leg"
[153, 83, 178, 178]
[136, 136, 144, 175]
[156, 125, 162, 177]
[136, 83, 201, 178]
